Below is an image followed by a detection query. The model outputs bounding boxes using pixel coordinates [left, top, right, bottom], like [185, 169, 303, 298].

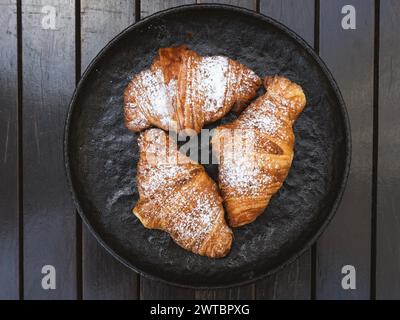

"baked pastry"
[124, 45, 261, 134]
[211, 75, 307, 227]
[133, 128, 233, 258]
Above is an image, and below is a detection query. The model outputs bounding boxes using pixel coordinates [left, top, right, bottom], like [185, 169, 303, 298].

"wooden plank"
[255, 251, 311, 299]
[141, 0, 194, 16]
[197, 0, 256, 10]
[376, 0, 400, 300]
[138, 0, 197, 300]
[0, 0, 19, 300]
[22, 0, 77, 299]
[259, 0, 315, 45]
[316, 0, 374, 299]
[193, 0, 257, 301]
[140, 278, 196, 300]
[80, 0, 138, 300]
[255, 0, 314, 300]
[195, 285, 254, 300]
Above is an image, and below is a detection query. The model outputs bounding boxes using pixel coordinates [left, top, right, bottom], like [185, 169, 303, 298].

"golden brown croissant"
[124, 45, 261, 134]
[211, 75, 307, 227]
[133, 128, 233, 258]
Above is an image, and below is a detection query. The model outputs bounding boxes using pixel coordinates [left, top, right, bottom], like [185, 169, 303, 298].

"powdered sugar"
[132, 56, 230, 130]
[136, 129, 224, 251]
[216, 95, 293, 197]
[125, 48, 261, 133]
[124, 102, 150, 129]
[197, 56, 229, 113]
[134, 69, 176, 128]
[171, 190, 219, 246]
[141, 164, 186, 196]
[219, 129, 273, 196]
[238, 99, 291, 143]
[244, 112, 279, 135]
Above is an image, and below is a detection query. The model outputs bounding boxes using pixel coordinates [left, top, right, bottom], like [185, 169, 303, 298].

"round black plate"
[65, 4, 351, 288]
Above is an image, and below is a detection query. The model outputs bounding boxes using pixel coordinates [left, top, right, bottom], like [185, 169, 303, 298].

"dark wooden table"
[1, 0, 399, 300]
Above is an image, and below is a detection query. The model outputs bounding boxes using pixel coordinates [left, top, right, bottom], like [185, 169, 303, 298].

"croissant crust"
[212, 75, 307, 227]
[133, 128, 233, 258]
[124, 45, 261, 134]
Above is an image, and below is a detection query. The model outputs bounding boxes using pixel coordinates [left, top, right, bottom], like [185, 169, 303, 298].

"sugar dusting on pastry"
[141, 164, 187, 195]
[124, 101, 151, 130]
[197, 56, 229, 113]
[212, 75, 307, 227]
[214, 95, 290, 198]
[133, 69, 177, 128]
[218, 129, 273, 197]
[214, 77, 302, 196]
[124, 46, 261, 133]
[171, 190, 219, 249]
[134, 128, 232, 258]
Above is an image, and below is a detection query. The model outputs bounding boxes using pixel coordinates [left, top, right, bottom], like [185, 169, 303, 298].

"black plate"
[65, 4, 351, 288]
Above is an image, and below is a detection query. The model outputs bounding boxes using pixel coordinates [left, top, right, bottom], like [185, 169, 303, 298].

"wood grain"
[140, 278, 196, 300]
[22, 0, 77, 299]
[0, 0, 19, 299]
[259, 0, 315, 45]
[195, 285, 254, 300]
[316, 0, 374, 299]
[80, 0, 138, 300]
[255, 0, 314, 300]
[197, 0, 256, 10]
[255, 251, 311, 299]
[141, 0, 194, 17]
[376, 0, 400, 300]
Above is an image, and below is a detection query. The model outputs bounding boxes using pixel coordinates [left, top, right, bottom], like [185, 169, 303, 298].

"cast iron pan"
[65, 4, 351, 288]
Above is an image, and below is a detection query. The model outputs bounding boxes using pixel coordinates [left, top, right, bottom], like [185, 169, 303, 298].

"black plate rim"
[64, 3, 352, 289]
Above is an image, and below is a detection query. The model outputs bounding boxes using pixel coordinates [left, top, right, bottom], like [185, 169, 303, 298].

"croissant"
[124, 45, 261, 134]
[211, 75, 307, 227]
[133, 128, 233, 258]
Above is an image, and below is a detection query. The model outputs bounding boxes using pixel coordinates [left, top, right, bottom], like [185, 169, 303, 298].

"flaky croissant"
[133, 128, 233, 258]
[211, 75, 307, 227]
[124, 45, 261, 134]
